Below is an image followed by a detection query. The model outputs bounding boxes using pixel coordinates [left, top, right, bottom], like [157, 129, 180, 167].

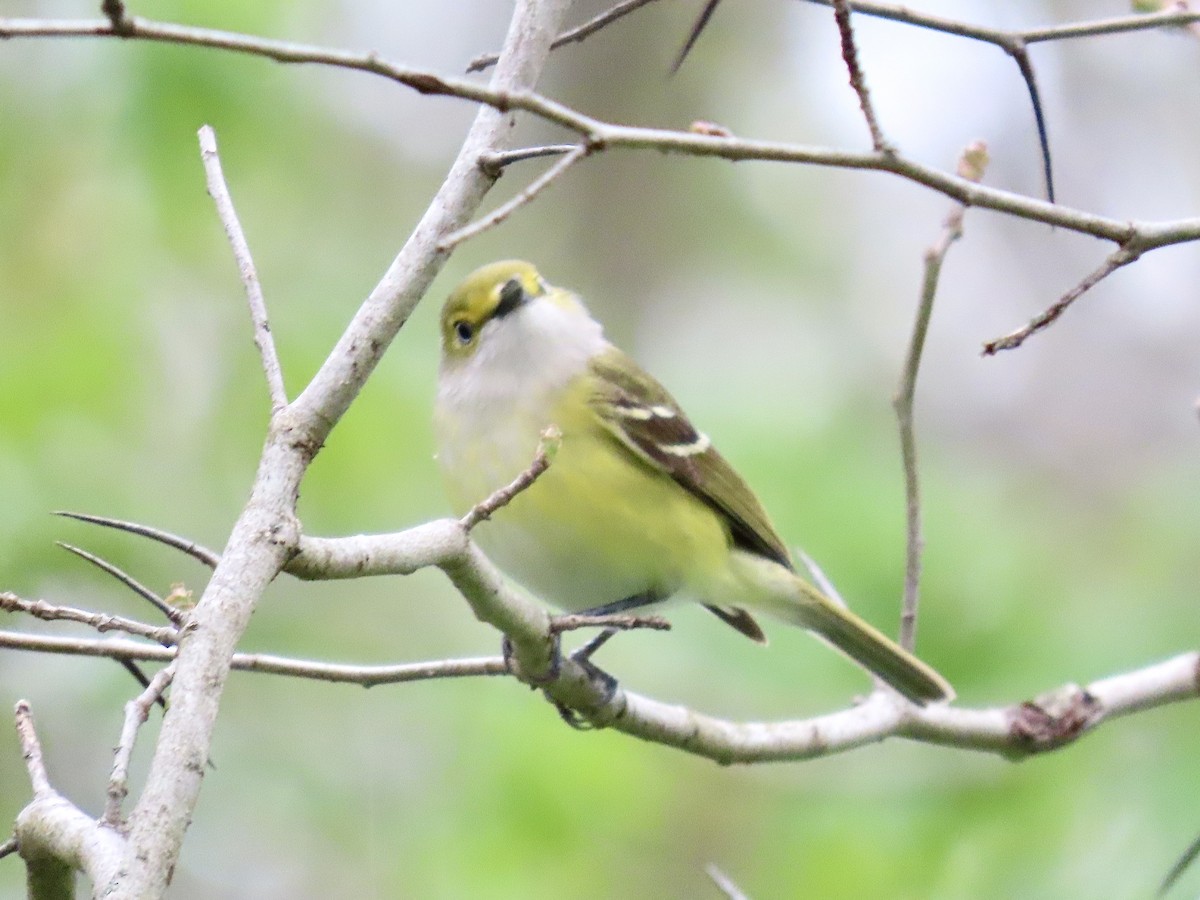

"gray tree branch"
[0, 3, 573, 896]
[1, 14, 1197, 249]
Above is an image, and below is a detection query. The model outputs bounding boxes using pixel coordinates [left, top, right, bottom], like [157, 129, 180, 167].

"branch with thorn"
[2, 12, 1198, 251]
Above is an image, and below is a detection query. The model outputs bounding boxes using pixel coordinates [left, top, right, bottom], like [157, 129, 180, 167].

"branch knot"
[1009, 686, 1102, 753]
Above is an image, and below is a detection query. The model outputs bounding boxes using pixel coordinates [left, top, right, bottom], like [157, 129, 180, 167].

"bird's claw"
[501, 632, 562, 686]
[551, 631, 621, 730]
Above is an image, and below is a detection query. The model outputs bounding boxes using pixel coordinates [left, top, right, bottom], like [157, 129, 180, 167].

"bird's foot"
[501, 631, 562, 686]
[551, 628, 621, 730]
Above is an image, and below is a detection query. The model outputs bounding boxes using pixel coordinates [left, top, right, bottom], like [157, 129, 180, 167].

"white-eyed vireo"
[434, 260, 953, 704]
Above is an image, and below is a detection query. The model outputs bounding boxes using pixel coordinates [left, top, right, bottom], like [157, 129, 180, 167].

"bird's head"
[440, 260, 549, 361]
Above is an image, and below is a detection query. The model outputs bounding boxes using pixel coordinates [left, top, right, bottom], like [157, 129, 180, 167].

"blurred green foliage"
[2, 1, 1198, 898]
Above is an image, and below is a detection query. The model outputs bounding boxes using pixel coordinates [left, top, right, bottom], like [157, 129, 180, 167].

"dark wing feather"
[587, 348, 793, 571]
[703, 604, 767, 642]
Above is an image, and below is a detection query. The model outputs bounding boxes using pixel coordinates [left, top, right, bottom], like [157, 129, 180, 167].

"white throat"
[435, 295, 608, 490]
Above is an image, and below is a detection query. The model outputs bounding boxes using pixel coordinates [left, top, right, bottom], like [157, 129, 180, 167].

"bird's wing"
[587, 347, 793, 571]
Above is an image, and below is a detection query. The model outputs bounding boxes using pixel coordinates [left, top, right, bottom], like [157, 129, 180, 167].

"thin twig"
[438, 144, 589, 251]
[54, 511, 222, 568]
[117, 660, 169, 712]
[104, 664, 176, 826]
[794, 548, 847, 610]
[230, 651, 507, 685]
[894, 141, 988, 651]
[0, 837, 17, 861]
[550, 613, 671, 634]
[0, 593, 179, 646]
[1022, 6, 1200, 43]
[1160, 828, 1200, 896]
[832, 0, 891, 154]
[460, 426, 561, 530]
[14, 700, 52, 797]
[982, 240, 1143, 354]
[706, 864, 750, 900]
[469, 0, 663, 72]
[56, 541, 184, 624]
[12, 713, 89, 900]
[0, 629, 507, 686]
[0, 631, 178, 661]
[198, 125, 287, 412]
[801, 1, 1200, 46]
[670, 0, 1196, 75]
[795, 548, 889, 693]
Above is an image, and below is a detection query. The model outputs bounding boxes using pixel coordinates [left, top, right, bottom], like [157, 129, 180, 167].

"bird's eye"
[454, 320, 474, 344]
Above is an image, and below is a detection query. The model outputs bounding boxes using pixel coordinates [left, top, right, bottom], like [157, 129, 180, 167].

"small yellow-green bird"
[435, 260, 953, 704]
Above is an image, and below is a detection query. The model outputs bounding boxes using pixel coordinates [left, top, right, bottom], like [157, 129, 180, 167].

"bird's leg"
[569, 591, 663, 667]
[571, 627, 619, 664]
[575, 592, 662, 617]
[552, 628, 620, 730]
[564, 590, 660, 687]
[549, 592, 661, 729]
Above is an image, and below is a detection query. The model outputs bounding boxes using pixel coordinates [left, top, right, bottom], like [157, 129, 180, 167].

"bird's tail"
[799, 589, 954, 704]
[730, 552, 954, 704]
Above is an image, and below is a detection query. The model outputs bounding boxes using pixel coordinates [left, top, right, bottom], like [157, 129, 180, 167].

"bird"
[434, 260, 953, 704]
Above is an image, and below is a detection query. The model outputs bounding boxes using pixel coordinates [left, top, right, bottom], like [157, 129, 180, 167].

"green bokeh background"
[2, 1, 1199, 897]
